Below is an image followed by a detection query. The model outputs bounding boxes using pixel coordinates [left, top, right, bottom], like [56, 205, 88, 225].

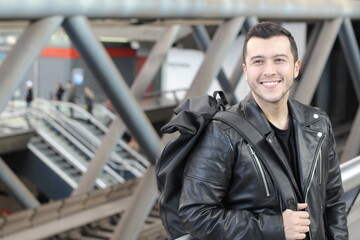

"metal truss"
[0, 1, 360, 240]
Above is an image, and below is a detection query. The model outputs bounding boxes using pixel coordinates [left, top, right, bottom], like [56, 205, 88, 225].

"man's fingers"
[299, 225, 310, 233]
[297, 211, 310, 219]
[297, 203, 308, 210]
[299, 218, 311, 226]
[295, 232, 307, 239]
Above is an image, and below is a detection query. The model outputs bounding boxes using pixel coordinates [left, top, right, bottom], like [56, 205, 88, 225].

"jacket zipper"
[247, 144, 271, 197]
[304, 136, 325, 240]
[318, 150, 322, 185]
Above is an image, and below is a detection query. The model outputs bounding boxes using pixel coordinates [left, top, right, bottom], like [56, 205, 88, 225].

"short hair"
[242, 22, 298, 64]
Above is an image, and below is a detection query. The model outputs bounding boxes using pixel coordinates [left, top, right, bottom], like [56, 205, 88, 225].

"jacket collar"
[237, 93, 272, 136]
[237, 93, 322, 134]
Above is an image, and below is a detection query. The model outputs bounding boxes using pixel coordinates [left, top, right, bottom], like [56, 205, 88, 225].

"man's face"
[242, 36, 300, 105]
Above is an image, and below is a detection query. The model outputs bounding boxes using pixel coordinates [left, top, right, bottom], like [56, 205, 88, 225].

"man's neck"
[253, 94, 290, 130]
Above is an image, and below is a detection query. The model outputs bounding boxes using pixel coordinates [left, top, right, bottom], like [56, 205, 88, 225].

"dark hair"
[242, 22, 298, 63]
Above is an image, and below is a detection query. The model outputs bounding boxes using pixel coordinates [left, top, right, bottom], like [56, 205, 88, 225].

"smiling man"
[178, 22, 348, 240]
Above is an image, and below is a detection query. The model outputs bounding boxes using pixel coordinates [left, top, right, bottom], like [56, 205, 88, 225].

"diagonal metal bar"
[0, 158, 40, 209]
[337, 19, 360, 163]
[62, 16, 161, 164]
[228, 17, 259, 99]
[63, 18, 162, 240]
[110, 165, 158, 240]
[0, 16, 64, 113]
[291, 22, 323, 96]
[111, 17, 245, 240]
[71, 25, 180, 196]
[298, 23, 323, 78]
[62, 18, 179, 240]
[191, 25, 237, 104]
[340, 107, 360, 163]
[293, 18, 343, 104]
[185, 17, 246, 99]
[338, 18, 360, 102]
[131, 25, 181, 98]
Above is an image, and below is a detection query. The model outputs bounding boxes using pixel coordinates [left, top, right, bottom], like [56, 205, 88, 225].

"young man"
[178, 22, 348, 240]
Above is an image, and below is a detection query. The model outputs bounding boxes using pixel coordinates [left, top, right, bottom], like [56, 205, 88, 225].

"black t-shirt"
[269, 119, 301, 193]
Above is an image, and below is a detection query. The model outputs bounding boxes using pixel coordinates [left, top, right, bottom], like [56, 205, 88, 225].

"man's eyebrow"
[249, 55, 264, 61]
[274, 54, 289, 59]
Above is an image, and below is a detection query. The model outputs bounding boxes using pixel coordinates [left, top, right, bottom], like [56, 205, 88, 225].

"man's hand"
[282, 203, 310, 240]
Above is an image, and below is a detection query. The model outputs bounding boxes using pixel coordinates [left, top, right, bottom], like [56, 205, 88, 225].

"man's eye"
[275, 58, 284, 62]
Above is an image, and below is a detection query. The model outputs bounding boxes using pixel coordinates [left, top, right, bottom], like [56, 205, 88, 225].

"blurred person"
[25, 80, 33, 107]
[55, 83, 64, 101]
[84, 86, 94, 115]
[63, 82, 76, 117]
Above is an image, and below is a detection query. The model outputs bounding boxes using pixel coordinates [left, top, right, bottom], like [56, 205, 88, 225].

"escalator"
[50, 100, 148, 179]
[25, 109, 123, 199]
[0, 99, 142, 199]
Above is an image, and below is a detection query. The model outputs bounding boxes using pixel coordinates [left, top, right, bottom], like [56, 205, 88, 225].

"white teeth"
[262, 81, 278, 86]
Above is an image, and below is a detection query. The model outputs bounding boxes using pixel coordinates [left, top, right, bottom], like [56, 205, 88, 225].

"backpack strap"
[214, 110, 298, 211]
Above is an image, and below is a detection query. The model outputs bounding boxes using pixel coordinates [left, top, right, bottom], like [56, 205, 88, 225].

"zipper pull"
[248, 144, 255, 154]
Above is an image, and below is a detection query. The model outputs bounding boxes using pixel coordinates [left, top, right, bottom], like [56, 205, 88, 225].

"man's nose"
[263, 62, 276, 76]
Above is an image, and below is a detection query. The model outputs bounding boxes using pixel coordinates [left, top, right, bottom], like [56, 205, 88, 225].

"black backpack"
[155, 91, 228, 239]
[155, 91, 296, 239]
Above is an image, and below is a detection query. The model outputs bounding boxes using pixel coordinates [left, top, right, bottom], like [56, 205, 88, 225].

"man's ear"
[294, 59, 301, 78]
[242, 63, 247, 73]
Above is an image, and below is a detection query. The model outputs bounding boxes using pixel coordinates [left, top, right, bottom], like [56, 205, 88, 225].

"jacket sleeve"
[178, 122, 285, 240]
[324, 121, 349, 240]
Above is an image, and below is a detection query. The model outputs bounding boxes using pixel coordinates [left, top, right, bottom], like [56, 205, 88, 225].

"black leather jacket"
[178, 94, 348, 240]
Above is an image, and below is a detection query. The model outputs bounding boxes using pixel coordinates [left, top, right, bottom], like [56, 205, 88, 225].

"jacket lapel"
[265, 131, 303, 200]
[288, 100, 323, 195]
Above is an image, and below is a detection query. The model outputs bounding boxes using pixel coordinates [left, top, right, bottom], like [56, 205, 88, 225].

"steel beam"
[62, 16, 161, 164]
[1, 196, 132, 240]
[300, 23, 322, 77]
[192, 25, 238, 104]
[185, 17, 245, 99]
[0, 158, 40, 209]
[73, 25, 180, 195]
[63, 19, 162, 240]
[131, 25, 181, 99]
[291, 23, 322, 97]
[0, 0, 359, 20]
[112, 18, 245, 240]
[0, 16, 63, 114]
[110, 166, 158, 240]
[338, 18, 360, 102]
[63, 20, 179, 240]
[341, 108, 360, 163]
[71, 117, 123, 196]
[293, 18, 343, 104]
[228, 17, 259, 100]
[109, 24, 180, 237]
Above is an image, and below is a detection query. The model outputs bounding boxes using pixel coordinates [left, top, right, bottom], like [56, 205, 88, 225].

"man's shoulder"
[290, 98, 327, 114]
[289, 98, 331, 125]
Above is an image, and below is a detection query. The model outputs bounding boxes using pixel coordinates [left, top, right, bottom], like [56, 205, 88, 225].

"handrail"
[39, 99, 147, 176]
[66, 115, 145, 177]
[24, 100, 127, 185]
[341, 155, 360, 193]
[94, 102, 116, 121]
